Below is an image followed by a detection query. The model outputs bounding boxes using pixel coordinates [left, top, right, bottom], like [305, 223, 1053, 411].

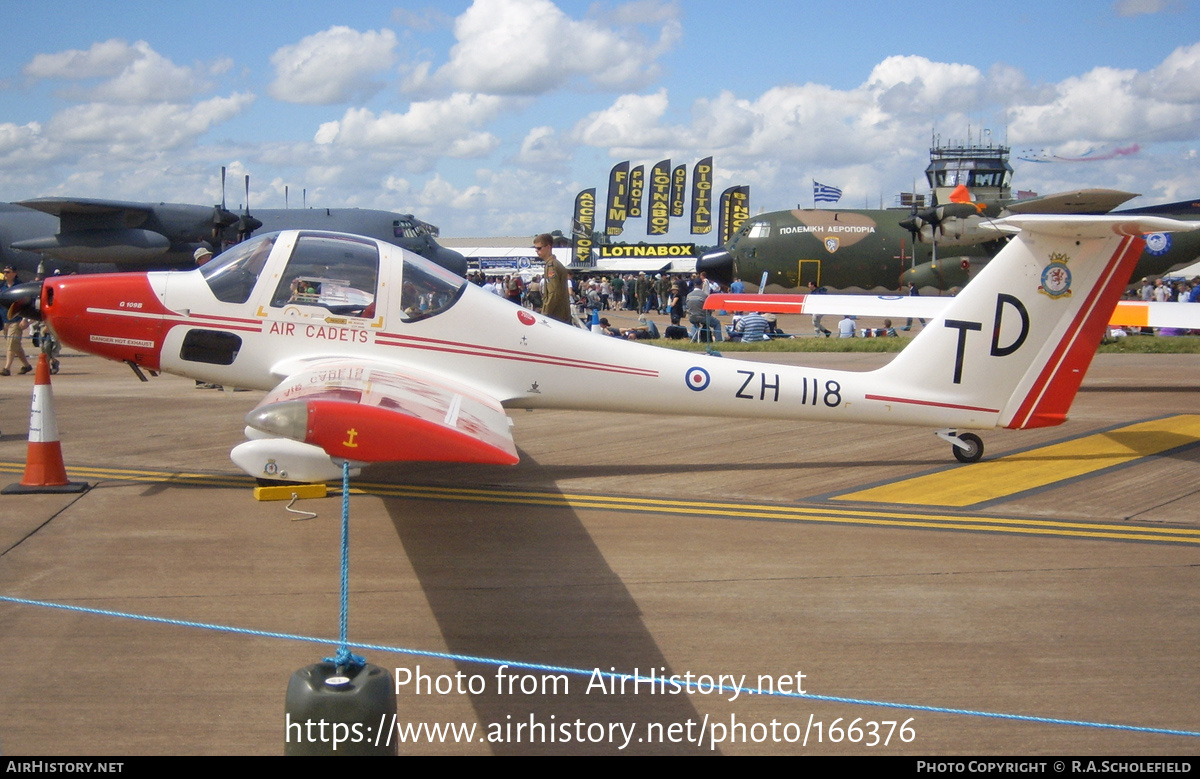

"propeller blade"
[236, 174, 260, 241]
[0, 280, 44, 321]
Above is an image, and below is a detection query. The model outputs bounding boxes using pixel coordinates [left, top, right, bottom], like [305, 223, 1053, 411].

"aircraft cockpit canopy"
[393, 214, 440, 239]
[399, 252, 466, 322]
[199, 231, 466, 322]
[200, 233, 278, 304]
[745, 220, 771, 239]
[269, 233, 378, 317]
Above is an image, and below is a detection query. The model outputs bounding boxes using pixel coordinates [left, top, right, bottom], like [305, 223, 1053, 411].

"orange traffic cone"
[3, 352, 88, 494]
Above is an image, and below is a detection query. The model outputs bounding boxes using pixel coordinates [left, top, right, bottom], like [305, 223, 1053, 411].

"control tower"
[926, 135, 1013, 205]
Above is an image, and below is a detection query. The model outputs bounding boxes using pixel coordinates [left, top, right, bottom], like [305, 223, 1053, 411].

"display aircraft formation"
[6, 214, 1195, 481]
[0, 172, 466, 277]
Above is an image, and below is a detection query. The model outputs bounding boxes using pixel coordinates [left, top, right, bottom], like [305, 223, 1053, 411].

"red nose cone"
[42, 274, 167, 370]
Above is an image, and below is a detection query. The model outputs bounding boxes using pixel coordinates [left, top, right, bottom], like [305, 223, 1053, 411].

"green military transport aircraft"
[699, 141, 1200, 291]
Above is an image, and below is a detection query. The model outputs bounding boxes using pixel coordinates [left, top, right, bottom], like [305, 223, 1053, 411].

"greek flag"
[813, 181, 842, 203]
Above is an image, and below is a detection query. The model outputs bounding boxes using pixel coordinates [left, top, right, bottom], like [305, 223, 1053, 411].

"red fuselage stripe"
[864, 394, 999, 414]
[375, 334, 660, 377]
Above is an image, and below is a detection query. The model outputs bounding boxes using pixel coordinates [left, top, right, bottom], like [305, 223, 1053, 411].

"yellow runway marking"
[4, 459, 1199, 545]
[835, 415, 1200, 507]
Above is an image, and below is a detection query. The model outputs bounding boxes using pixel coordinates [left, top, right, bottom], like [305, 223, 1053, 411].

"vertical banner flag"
[732, 185, 750, 238]
[719, 185, 750, 246]
[671, 164, 687, 218]
[572, 188, 596, 266]
[718, 187, 732, 245]
[628, 165, 644, 218]
[605, 161, 630, 236]
[813, 180, 842, 204]
[690, 157, 713, 234]
[648, 159, 671, 235]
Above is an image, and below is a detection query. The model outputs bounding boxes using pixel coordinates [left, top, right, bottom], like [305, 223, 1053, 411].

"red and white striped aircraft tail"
[876, 214, 1198, 431]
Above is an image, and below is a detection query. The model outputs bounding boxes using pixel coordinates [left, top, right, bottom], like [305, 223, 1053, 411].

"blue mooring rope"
[1, 593, 1198, 739]
[324, 459, 365, 672]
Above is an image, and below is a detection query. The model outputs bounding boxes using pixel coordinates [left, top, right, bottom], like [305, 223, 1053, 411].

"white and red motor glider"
[27, 214, 1197, 482]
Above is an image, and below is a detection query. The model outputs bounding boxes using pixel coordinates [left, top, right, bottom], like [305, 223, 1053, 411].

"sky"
[1, 0, 1198, 243]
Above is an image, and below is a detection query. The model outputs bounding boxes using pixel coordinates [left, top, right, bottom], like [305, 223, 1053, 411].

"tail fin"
[877, 215, 1198, 430]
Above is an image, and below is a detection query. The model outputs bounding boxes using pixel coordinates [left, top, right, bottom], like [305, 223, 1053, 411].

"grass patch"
[1097, 335, 1200, 353]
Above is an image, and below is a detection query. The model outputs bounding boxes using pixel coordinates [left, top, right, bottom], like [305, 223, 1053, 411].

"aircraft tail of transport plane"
[27, 215, 1198, 481]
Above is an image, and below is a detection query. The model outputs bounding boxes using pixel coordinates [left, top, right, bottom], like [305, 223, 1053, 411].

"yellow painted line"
[346, 482, 1200, 544]
[834, 415, 1200, 507]
[4, 460, 1199, 545]
[0, 461, 252, 489]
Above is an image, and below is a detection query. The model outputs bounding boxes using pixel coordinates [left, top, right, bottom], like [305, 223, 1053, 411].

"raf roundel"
[685, 366, 710, 392]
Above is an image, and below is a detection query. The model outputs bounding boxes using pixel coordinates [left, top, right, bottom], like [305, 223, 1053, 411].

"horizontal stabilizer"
[712, 294, 1200, 330]
[707, 292, 949, 319]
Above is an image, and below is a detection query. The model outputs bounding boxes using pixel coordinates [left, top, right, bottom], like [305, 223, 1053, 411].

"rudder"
[875, 215, 1197, 431]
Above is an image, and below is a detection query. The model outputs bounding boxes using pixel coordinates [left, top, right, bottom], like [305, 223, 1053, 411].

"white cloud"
[46, 93, 255, 151]
[1113, 0, 1174, 17]
[1140, 41, 1200, 103]
[1010, 63, 1199, 145]
[23, 40, 212, 104]
[23, 39, 143, 80]
[416, 174, 488, 210]
[269, 26, 398, 105]
[391, 7, 454, 32]
[573, 89, 679, 153]
[312, 93, 508, 173]
[410, 0, 681, 95]
[315, 93, 504, 148]
[404, 168, 573, 236]
[0, 121, 61, 178]
[867, 55, 983, 116]
[90, 44, 209, 104]
[516, 126, 571, 166]
[0, 122, 44, 157]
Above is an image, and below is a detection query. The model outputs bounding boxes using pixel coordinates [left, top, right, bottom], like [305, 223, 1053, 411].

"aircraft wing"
[15, 197, 160, 231]
[1004, 189, 1140, 215]
[709, 293, 1200, 330]
[245, 358, 519, 465]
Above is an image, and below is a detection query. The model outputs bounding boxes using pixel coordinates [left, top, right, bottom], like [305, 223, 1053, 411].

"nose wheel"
[936, 429, 984, 463]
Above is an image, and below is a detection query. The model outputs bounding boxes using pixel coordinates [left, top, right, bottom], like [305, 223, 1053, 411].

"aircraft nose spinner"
[42, 273, 168, 371]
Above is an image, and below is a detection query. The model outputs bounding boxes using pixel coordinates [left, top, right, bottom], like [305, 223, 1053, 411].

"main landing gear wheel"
[952, 432, 983, 463]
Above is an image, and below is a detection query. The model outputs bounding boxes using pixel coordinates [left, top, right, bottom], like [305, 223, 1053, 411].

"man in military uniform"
[536, 234, 572, 324]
